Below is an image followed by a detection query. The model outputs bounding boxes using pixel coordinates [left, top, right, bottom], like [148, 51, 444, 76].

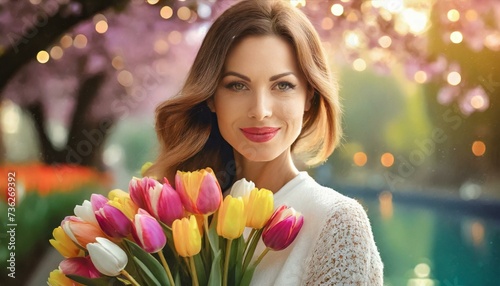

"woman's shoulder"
[282, 172, 367, 220]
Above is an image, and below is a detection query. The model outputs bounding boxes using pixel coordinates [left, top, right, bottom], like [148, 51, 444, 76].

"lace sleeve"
[302, 198, 383, 285]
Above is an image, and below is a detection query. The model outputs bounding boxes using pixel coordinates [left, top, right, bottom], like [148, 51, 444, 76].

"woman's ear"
[207, 98, 216, 112]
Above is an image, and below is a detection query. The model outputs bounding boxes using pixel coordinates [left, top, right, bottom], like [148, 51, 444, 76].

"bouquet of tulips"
[47, 167, 304, 286]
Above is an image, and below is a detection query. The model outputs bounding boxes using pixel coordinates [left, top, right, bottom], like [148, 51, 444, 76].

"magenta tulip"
[155, 180, 185, 226]
[132, 209, 166, 253]
[59, 256, 101, 278]
[262, 205, 304, 251]
[95, 204, 132, 238]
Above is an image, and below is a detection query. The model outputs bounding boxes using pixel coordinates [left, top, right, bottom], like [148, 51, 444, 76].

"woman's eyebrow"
[269, 72, 295, 81]
[222, 71, 251, 81]
[222, 71, 296, 82]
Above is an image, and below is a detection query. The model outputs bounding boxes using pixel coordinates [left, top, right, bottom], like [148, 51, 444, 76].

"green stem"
[243, 229, 256, 253]
[120, 269, 141, 286]
[189, 256, 199, 286]
[158, 250, 175, 286]
[223, 239, 233, 286]
[251, 247, 270, 269]
[242, 228, 262, 273]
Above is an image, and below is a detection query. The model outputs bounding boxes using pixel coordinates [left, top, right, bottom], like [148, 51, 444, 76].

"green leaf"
[207, 249, 222, 286]
[123, 239, 170, 286]
[194, 253, 208, 286]
[208, 212, 220, 254]
[229, 236, 245, 285]
[133, 257, 161, 286]
[66, 275, 121, 286]
[239, 265, 256, 286]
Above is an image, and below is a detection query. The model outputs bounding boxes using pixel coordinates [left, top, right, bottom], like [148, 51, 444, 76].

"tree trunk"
[27, 72, 113, 170]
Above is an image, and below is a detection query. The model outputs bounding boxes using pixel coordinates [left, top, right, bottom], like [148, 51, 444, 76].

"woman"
[147, 0, 383, 284]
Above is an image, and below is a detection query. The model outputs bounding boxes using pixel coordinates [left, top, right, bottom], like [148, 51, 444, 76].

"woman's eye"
[226, 82, 246, 91]
[276, 82, 295, 91]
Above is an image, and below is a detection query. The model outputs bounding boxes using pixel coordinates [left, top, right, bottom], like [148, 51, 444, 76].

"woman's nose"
[247, 90, 272, 120]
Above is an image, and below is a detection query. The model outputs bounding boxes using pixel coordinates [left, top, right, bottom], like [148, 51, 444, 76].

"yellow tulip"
[217, 195, 246, 240]
[246, 188, 274, 229]
[107, 189, 138, 220]
[47, 268, 81, 286]
[172, 216, 202, 257]
[49, 226, 84, 258]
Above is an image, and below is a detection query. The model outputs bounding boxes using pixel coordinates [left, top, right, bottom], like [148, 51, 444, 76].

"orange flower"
[61, 216, 107, 248]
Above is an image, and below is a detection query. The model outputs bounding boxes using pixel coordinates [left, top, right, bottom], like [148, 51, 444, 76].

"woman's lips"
[240, 127, 280, 143]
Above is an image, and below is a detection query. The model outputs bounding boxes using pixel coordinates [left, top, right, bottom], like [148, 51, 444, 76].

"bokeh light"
[168, 31, 183, 45]
[73, 34, 88, 49]
[177, 6, 191, 21]
[447, 9, 460, 22]
[450, 31, 463, 44]
[36, 50, 49, 63]
[447, 71, 461, 86]
[414, 70, 428, 83]
[472, 141, 486, 156]
[331, 4, 344, 16]
[60, 34, 72, 48]
[112, 56, 124, 70]
[353, 152, 368, 166]
[378, 35, 392, 48]
[352, 58, 366, 71]
[49, 46, 63, 60]
[117, 70, 133, 87]
[160, 6, 173, 19]
[381, 153, 395, 167]
[95, 20, 108, 34]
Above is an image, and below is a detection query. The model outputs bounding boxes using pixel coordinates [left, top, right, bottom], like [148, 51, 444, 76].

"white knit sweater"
[249, 172, 383, 285]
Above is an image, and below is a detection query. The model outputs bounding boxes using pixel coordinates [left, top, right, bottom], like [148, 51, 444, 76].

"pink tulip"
[132, 209, 166, 253]
[175, 168, 222, 215]
[262, 205, 304, 251]
[155, 180, 185, 226]
[129, 177, 160, 209]
[95, 204, 132, 238]
[61, 216, 107, 248]
[129, 177, 184, 227]
[59, 256, 101, 278]
[90, 194, 108, 210]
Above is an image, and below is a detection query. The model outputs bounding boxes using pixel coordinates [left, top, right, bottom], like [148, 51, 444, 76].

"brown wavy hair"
[147, 0, 342, 189]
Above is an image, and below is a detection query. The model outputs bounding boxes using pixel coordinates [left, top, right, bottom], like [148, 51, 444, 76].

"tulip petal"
[132, 210, 166, 253]
[74, 200, 98, 225]
[48, 269, 80, 286]
[263, 219, 295, 250]
[196, 173, 222, 214]
[50, 226, 83, 258]
[172, 216, 201, 257]
[59, 256, 100, 278]
[157, 183, 184, 226]
[87, 237, 127, 276]
[90, 194, 108, 211]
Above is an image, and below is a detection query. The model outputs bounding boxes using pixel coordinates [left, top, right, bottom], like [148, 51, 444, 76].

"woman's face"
[211, 35, 311, 163]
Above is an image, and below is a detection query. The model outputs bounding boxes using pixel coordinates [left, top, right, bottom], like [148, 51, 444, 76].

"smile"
[240, 127, 280, 143]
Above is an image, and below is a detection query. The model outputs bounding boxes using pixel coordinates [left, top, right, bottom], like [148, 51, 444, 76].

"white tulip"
[229, 178, 256, 199]
[74, 200, 98, 225]
[87, 237, 128, 276]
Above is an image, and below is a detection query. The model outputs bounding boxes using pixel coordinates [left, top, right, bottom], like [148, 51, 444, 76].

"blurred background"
[0, 0, 499, 285]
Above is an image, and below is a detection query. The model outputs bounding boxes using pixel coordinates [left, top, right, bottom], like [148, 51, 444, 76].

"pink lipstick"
[240, 127, 280, 143]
